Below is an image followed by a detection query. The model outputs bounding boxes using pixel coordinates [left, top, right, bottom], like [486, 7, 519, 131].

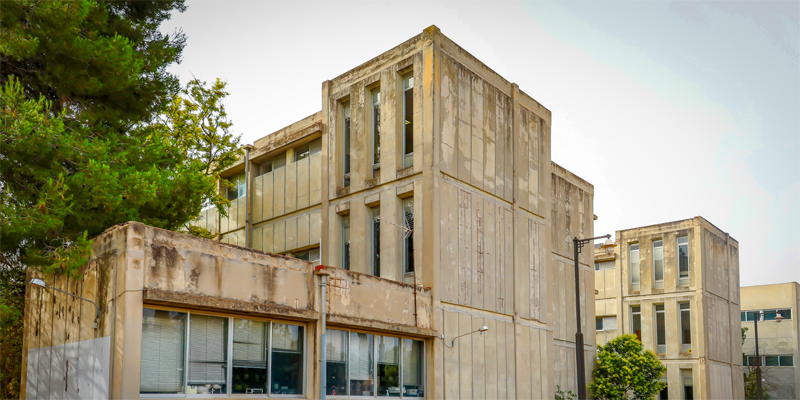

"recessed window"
[402, 73, 414, 168]
[343, 102, 351, 188]
[226, 173, 246, 200]
[677, 236, 689, 286]
[655, 304, 666, 353]
[140, 308, 306, 397]
[680, 302, 691, 352]
[403, 198, 414, 274]
[371, 88, 381, 177]
[295, 138, 322, 162]
[595, 316, 617, 331]
[293, 248, 321, 264]
[653, 240, 664, 289]
[631, 306, 642, 342]
[372, 207, 381, 277]
[594, 262, 599, 271]
[343, 215, 351, 270]
[682, 369, 693, 400]
[325, 329, 424, 397]
[630, 244, 640, 291]
[596, 317, 603, 331]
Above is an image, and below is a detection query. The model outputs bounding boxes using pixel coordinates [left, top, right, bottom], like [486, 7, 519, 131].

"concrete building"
[593, 217, 744, 399]
[21, 26, 599, 399]
[740, 282, 800, 400]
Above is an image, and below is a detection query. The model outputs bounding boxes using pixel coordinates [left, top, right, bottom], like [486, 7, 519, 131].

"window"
[680, 302, 691, 352]
[141, 309, 186, 394]
[659, 385, 669, 400]
[596, 316, 617, 331]
[402, 73, 414, 168]
[596, 317, 603, 331]
[630, 244, 640, 291]
[655, 304, 666, 353]
[343, 102, 351, 187]
[745, 355, 794, 367]
[372, 207, 381, 277]
[653, 240, 664, 289]
[227, 173, 246, 200]
[295, 138, 322, 162]
[631, 306, 642, 342]
[678, 236, 689, 286]
[594, 262, 599, 271]
[343, 215, 351, 270]
[741, 309, 793, 322]
[403, 198, 414, 274]
[259, 153, 286, 176]
[141, 308, 305, 397]
[371, 88, 381, 177]
[682, 369, 693, 400]
[293, 248, 320, 264]
[780, 355, 794, 366]
[326, 329, 424, 398]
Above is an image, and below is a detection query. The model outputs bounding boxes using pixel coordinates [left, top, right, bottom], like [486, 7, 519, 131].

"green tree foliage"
[0, 1, 241, 397]
[590, 334, 667, 400]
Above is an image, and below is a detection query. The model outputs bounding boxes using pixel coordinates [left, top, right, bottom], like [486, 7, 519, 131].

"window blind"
[188, 315, 228, 385]
[327, 329, 347, 362]
[140, 310, 186, 393]
[350, 332, 373, 381]
[233, 319, 266, 369]
[402, 339, 423, 387]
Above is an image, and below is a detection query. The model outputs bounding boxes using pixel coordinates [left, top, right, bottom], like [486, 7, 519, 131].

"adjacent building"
[594, 217, 744, 399]
[21, 26, 600, 399]
[740, 282, 799, 399]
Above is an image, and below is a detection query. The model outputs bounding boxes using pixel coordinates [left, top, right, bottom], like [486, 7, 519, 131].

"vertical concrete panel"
[219, 204, 229, 233]
[472, 316, 486, 400]
[494, 206, 505, 313]
[253, 174, 263, 223]
[237, 197, 247, 230]
[495, 320, 507, 400]
[517, 216, 530, 320]
[263, 172, 274, 220]
[297, 212, 310, 248]
[274, 167, 285, 217]
[263, 223, 274, 253]
[309, 153, 322, 206]
[539, 221, 548, 325]
[285, 162, 297, 213]
[350, 82, 366, 189]
[483, 81, 496, 195]
[286, 216, 298, 251]
[458, 312, 473, 400]
[252, 226, 262, 251]
[297, 157, 310, 210]
[472, 196, 484, 310]
[518, 108, 530, 211]
[38, 282, 53, 398]
[516, 324, 532, 400]
[484, 202, 496, 313]
[440, 181, 458, 303]
[484, 318, 498, 400]
[310, 210, 322, 246]
[458, 190, 472, 306]
[504, 208, 514, 315]
[503, 95, 514, 202]
[443, 310, 460, 400]
[457, 66, 472, 183]
[540, 328, 550, 399]
[528, 114, 539, 214]
[380, 191, 400, 282]
[379, 66, 397, 183]
[440, 54, 458, 175]
[412, 53, 424, 169]
[530, 220, 540, 321]
[470, 75, 484, 190]
[530, 328, 542, 400]
[93, 336, 111, 400]
[505, 321, 517, 399]
[494, 90, 505, 198]
[559, 260, 569, 340]
[274, 220, 286, 253]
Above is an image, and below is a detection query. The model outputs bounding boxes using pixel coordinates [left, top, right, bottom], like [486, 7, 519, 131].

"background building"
[22, 26, 598, 399]
[740, 282, 799, 400]
[594, 217, 744, 399]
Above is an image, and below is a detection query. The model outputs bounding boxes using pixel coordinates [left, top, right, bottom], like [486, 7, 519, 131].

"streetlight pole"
[754, 311, 762, 400]
[573, 234, 612, 400]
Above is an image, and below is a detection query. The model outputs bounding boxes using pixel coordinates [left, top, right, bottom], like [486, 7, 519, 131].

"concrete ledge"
[143, 288, 320, 321]
[327, 314, 438, 338]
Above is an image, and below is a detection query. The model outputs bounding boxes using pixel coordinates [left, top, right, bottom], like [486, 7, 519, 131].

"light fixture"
[442, 325, 489, 348]
[601, 238, 616, 256]
[776, 312, 783, 323]
[30, 278, 100, 329]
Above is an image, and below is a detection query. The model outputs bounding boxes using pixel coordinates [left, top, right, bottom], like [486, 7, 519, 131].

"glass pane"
[765, 356, 780, 366]
[630, 245, 640, 285]
[678, 236, 689, 278]
[402, 339, 424, 397]
[632, 307, 642, 342]
[681, 307, 691, 345]
[326, 330, 348, 396]
[377, 336, 400, 397]
[403, 79, 414, 161]
[653, 240, 664, 281]
[343, 216, 351, 270]
[404, 199, 414, 273]
[295, 144, 310, 161]
[373, 90, 381, 166]
[271, 323, 303, 395]
[232, 319, 267, 394]
[344, 116, 351, 175]
[141, 309, 186, 394]
[373, 208, 381, 277]
[659, 385, 669, 400]
[187, 314, 228, 395]
[596, 317, 603, 331]
[779, 309, 791, 320]
[741, 312, 746, 322]
[779, 355, 793, 367]
[349, 332, 374, 396]
[682, 370, 694, 400]
[764, 310, 777, 321]
[656, 306, 666, 346]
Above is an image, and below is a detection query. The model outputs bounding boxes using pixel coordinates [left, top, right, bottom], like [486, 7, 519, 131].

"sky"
[160, 0, 800, 286]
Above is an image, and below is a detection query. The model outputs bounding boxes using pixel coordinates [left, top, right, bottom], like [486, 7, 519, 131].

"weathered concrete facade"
[22, 26, 598, 399]
[593, 217, 744, 399]
[741, 282, 800, 399]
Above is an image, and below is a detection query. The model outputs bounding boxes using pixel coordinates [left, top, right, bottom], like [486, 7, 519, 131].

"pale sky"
[161, 1, 799, 286]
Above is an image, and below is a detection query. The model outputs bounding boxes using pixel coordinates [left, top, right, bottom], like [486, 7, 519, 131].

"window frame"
[679, 302, 691, 353]
[342, 102, 351, 188]
[629, 243, 640, 291]
[677, 236, 689, 286]
[653, 240, 664, 289]
[631, 306, 642, 342]
[401, 73, 414, 169]
[371, 207, 381, 277]
[326, 328, 426, 399]
[370, 87, 381, 177]
[140, 306, 308, 399]
[343, 215, 351, 270]
[655, 304, 666, 353]
[402, 197, 414, 274]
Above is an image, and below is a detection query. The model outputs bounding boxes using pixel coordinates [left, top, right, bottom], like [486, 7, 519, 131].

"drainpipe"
[314, 265, 331, 400]
[244, 144, 254, 248]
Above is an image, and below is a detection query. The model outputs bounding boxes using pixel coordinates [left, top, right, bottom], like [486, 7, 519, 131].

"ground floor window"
[744, 355, 794, 367]
[325, 329, 424, 398]
[140, 308, 305, 397]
